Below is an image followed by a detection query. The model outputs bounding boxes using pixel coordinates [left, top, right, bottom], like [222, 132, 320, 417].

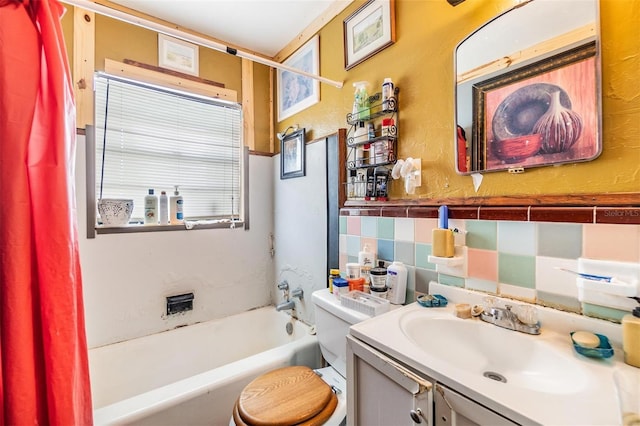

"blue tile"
[377, 239, 395, 262]
[361, 216, 377, 237]
[498, 221, 536, 256]
[346, 235, 361, 258]
[439, 274, 465, 288]
[339, 216, 347, 235]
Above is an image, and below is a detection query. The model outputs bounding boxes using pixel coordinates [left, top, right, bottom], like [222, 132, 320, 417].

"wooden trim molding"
[341, 203, 640, 225]
[73, 7, 95, 128]
[104, 58, 238, 102]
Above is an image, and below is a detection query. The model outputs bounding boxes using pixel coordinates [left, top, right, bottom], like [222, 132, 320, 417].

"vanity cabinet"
[347, 334, 518, 426]
[347, 335, 432, 425]
[434, 383, 517, 426]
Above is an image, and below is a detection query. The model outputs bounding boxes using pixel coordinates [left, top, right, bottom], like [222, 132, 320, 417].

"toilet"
[231, 288, 371, 426]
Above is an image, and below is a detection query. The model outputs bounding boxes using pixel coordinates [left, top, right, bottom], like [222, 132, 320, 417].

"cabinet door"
[434, 383, 518, 426]
[347, 335, 432, 426]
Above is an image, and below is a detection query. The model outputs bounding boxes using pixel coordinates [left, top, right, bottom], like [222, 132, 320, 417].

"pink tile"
[583, 224, 640, 262]
[346, 216, 361, 236]
[339, 253, 347, 274]
[361, 238, 377, 254]
[415, 218, 438, 243]
[467, 248, 498, 282]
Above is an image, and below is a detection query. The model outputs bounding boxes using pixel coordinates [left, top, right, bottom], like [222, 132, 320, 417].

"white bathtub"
[89, 307, 321, 425]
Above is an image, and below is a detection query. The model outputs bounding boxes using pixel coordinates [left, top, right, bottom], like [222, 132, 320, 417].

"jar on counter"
[370, 261, 387, 289]
[333, 278, 349, 299]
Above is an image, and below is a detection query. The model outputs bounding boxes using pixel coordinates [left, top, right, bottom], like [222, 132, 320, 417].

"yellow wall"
[278, 0, 640, 199]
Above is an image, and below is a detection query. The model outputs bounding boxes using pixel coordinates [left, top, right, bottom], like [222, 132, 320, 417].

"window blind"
[94, 73, 243, 222]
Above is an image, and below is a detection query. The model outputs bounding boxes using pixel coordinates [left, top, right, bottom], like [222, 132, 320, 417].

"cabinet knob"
[409, 408, 424, 423]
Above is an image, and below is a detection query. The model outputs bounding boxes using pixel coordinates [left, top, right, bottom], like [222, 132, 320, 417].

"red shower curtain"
[0, 0, 93, 424]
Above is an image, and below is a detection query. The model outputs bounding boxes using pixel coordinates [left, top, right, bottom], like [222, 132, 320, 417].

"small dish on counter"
[570, 331, 614, 359]
[417, 294, 448, 308]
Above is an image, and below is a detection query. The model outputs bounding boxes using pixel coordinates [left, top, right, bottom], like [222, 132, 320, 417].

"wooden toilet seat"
[233, 366, 338, 426]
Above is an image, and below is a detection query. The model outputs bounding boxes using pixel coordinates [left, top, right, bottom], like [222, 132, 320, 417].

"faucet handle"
[278, 280, 289, 290]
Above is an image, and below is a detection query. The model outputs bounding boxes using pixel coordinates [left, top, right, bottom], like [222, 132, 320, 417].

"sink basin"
[400, 312, 588, 394]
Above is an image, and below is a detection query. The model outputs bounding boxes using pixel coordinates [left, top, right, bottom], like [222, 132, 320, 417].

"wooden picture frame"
[471, 41, 599, 172]
[158, 34, 199, 76]
[277, 36, 320, 122]
[280, 129, 306, 179]
[343, 0, 395, 70]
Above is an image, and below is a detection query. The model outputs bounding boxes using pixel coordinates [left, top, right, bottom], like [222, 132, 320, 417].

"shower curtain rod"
[61, 0, 344, 89]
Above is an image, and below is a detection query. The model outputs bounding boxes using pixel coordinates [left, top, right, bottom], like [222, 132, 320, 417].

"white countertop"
[348, 283, 638, 426]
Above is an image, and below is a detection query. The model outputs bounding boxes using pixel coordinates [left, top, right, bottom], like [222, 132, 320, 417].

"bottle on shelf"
[382, 77, 394, 111]
[144, 188, 158, 225]
[354, 121, 369, 167]
[352, 81, 370, 120]
[170, 185, 184, 224]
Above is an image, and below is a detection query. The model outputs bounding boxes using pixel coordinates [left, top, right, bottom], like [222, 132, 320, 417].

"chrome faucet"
[480, 304, 540, 335]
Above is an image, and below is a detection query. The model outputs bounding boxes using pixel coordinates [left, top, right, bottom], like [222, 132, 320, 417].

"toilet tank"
[311, 289, 371, 377]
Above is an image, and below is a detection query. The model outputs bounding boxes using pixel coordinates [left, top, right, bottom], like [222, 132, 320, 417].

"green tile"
[378, 217, 395, 240]
[466, 220, 497, 250]
[537, 223, 582, 259]
[339, 216, 347, 235]
[536, 290, 581, 314]
[498, 253, 535, 288]
[438, 274, 465, 288]
[582, 303, 627, 323]
[415, 243, 433, 269]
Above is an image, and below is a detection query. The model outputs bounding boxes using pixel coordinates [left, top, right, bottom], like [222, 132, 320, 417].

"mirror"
[454, 0, 601, 174]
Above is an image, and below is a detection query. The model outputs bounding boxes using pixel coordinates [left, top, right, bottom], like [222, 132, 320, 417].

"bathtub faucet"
[276, 280, 303, 312]
[276, 300, 296, 311]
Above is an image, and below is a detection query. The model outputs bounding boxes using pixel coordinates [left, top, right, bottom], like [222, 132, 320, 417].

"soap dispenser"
[622, 299, 640, 367]
[169, 185, 184, 224]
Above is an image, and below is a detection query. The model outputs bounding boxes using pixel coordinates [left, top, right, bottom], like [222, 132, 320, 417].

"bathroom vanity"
[347, 283, 632, 425]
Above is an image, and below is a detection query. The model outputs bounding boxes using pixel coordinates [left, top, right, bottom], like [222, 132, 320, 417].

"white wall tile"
[536, 256, 579, 298]
[395, 217, 415, 242]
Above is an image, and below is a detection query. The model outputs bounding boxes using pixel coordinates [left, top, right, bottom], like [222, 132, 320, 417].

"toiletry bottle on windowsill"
[144, 188, 158, 225]
[170, 185, 184, 225]
[159, 190, 169, 225]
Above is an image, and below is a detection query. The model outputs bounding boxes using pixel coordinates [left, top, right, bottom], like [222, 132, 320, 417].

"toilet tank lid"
[312, 289, 372, 325]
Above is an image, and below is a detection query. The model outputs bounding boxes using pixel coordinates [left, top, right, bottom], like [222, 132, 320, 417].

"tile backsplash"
[339, 214, 640, 323]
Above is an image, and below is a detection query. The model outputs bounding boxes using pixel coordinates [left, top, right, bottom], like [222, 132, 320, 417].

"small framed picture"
[277, 36, 320, 122]
[158, 34, 199, 76]
[280, 129, 306, 179]
[343, 0, 396, 70]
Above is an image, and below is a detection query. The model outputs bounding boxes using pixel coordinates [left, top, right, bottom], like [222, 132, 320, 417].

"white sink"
[399, 311, 588, 394]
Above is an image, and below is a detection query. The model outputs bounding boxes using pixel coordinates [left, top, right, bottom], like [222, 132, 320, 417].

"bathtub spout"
[276, 300, 295, 311]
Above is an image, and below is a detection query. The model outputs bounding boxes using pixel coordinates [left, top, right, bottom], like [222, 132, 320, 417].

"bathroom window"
[90, 72, 246, 234]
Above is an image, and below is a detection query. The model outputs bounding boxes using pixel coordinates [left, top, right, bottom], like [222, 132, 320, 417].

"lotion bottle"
[170, 185, 184, 224]
[144, 188, 158, 225]
[159, 190, 169, 225]
[622, 303, 640, 367]
[386, 261, 407, 304]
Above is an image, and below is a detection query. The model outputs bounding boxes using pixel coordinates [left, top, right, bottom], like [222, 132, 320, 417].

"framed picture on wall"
[472, 41, 599, 171]
[343, 0, 396, 70]
[158, 34, 199, 76]
[280, 129, 306, 179]
[277, 37, 320, 122]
